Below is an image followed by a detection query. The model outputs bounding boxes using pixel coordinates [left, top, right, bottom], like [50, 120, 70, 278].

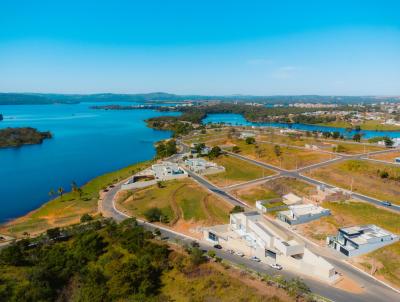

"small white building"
[239, 131, 256, 139]
[256, 200, 287, 213]
[185, 158, 213, 171]
[282, 193, 303, 205]
[151, 162, 188, 180]
[327, 225, 399, 257]
[277, 204, 331, 225]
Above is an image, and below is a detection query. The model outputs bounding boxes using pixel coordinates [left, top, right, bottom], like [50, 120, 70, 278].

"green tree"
[274, 145, 282, 157]
[245, 137, 256, 144]
[57, 187, 65, 199]
[384, 137, 394, 147]
[353, 133, 362, 142]
[230, 205, 245, 214]
[80, 213, 94, 223]
[208, 146, 222, 159]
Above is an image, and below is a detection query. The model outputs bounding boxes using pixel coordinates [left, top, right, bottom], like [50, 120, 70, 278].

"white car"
[270, 263, 283, 270]
[250, 256, 261, 262]
[235, 251, 245, 257]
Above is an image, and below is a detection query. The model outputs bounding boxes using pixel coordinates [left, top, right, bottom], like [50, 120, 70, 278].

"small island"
[0, 127, 52, 148]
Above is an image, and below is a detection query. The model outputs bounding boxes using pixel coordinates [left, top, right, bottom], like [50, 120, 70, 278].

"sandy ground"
[333, 275, 365, 294]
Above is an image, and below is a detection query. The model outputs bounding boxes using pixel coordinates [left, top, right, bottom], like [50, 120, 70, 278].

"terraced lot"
[115, 178, 232, 236]
[305, 159, 400, 205]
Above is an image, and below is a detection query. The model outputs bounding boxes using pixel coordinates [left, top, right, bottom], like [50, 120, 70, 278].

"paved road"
[100, 181, 400, 302]
[226, 150, 400, 212]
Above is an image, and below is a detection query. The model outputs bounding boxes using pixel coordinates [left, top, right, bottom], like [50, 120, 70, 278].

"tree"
[48, 188, 55, 198]
[384, 137, 394, 147]
[353, 133, 361, 142]
[322, 131, 331, 138]
[245, 137, 256, 144]
[47, 227, 61, 240]
[189, 247, 206, 266]
[144, 207, 167, 223]
[230, 206, 244, 214]
[80, 213, 94, 223]
[57, 187, 65, 199]
[232, 146, 240, 153]
[274, 145, 282, 157]
[332, 131, 340, 139]
[208, 146, 222, 159]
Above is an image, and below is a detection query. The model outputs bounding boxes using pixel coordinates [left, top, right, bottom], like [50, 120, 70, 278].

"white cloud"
[271, 65, 299, 79]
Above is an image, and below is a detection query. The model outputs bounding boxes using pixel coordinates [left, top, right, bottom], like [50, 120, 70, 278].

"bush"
[232, 146, 240, 153]
[81, 213, 94, 223]
[144, 207, 167, 222]
[230, 205, 245, 214]
[380, 171, 389, 179]
[245, 137, 255, 144]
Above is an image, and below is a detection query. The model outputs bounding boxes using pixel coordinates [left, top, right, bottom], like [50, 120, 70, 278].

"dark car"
[382, 201, 392, 206]
[213, 244, 222, 249]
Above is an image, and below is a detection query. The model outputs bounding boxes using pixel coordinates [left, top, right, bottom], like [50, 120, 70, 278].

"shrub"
[80, 213, 94, 223]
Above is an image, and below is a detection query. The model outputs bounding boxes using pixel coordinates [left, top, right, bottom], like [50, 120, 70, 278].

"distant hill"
[0, 92, 399, 105]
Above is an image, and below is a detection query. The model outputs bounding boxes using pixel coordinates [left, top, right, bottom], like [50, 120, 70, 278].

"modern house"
[184, 158, 224, 174]
[204, 212, 337, 283]
[282, 193, 303, 205]
[327, 225, 399, 257]
[121, 161, 188, 190]
[151, 162, 188, 180]
[277, 204, 331, 225]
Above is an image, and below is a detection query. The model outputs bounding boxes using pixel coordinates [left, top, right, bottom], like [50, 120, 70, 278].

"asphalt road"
[226, 150, 400, 212]
[100, 174, 400, 302]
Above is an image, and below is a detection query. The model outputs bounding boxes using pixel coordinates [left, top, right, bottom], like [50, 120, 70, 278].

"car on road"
[269, 263, 283, 270]
[227, 249, 235, 254]
[382, 201, 392, 206]
[213, 244, 222, 249]
[250, 256, 261, 262]
[235, 251, 245, 257]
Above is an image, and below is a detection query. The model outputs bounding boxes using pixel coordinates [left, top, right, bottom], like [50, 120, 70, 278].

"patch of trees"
[0, 218, 171, 301]
[208, 146, 222, 159]
[291, 114, 337, 124]
[0, 127, 52, 148]
[155, 139, 177, 158]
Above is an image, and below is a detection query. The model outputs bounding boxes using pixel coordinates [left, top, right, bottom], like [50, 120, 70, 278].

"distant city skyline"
[1, 0, 399, 95]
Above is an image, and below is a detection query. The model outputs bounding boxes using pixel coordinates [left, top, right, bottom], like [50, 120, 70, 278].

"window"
[208, 232, 217, 242]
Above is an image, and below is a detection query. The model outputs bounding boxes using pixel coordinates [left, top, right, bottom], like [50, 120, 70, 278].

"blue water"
[203, 113, 400, 139]
[0, 103, 179, 223]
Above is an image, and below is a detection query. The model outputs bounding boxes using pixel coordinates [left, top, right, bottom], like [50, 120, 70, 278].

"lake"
[203, 113, 400, 139]
[0, 103, 178, 223]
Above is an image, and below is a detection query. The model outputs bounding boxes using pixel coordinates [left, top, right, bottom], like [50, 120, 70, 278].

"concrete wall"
[121, 179, 157, 190]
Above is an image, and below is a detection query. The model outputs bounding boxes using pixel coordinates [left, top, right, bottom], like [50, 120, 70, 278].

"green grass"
[204, 154, 275, 186]
[1, 160, 153, 237]
[233, 187, 279, 206]
[306, 160, 400, 205]
[322, 200, 400, 234]
[264, 201, 286, 209]
[116, 179, 232, 225]
[318, 120, 400, 131]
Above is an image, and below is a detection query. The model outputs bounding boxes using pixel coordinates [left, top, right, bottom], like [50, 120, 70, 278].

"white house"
[255, 200, 287, 213]
[151, 162, 187, 180]
[185, 158, 221, 174]
[204, 212, 337, 283]
[239, 131, 256, 139]
[327, 225, 399, 257]
[277, 204, 331, 225]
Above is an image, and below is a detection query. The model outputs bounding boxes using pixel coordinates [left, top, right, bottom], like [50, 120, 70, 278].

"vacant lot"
[0, 161, 152, 238]
[116, 179, 232, 237]
[318, 120, 400, 131]
[369, 151, 400, 163]
[204, 154, 275, 187]
[227, 139, 333, 170]
[305, 160, 400, 205]
[231, 177, 315, 206]
[183, 131, 229, 145]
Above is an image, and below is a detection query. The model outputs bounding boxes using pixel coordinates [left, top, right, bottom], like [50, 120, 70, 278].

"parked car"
[235, 251, 245, 257]
[250, 256, 261, 262]
[269, 263, 283, 270]
[213, 244, 222, 249]
[382, 201, 392, 206]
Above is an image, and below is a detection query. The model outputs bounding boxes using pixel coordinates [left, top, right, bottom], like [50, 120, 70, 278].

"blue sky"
[0, 0, 399, 95]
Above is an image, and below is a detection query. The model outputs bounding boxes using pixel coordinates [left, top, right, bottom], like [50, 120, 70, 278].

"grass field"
[204, 154, 275, 187]
[231, 177, 315, 206]
[0, 161, 152, 238]
[227, 139, 333, 170]
[116, 178, 232, 231]
[305, 160, 400, 205]
[318, 120, 400, 131]
[369, 151, 400, 163]
[296, 199, 400, 288]
[162, 253, 291, 302]
[257, 134, 384, 154]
